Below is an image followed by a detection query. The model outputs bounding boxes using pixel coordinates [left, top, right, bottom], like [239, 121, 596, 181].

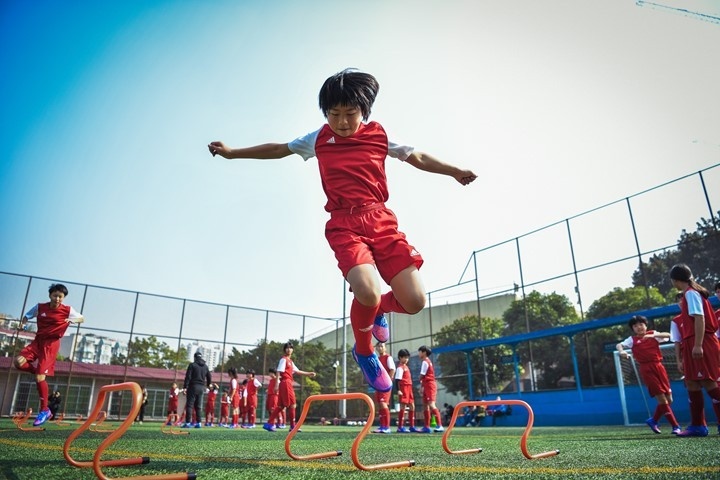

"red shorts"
[232, 395, 240, 409]
[639, 362, 672, 397]
[375, 389, 391, 404]
[220, 404, 229, 417]
[421, 382, 437, 404]
[278, 380, 296, 407]
[398, 385, 414, 404]
[246, 395, 258, 409]
[266, 394, 278, 412]
[681, 334, 720, 382]
[19, 337, 61, 376]
[169, 399, 178, 412]
[326, 205, 423, 284]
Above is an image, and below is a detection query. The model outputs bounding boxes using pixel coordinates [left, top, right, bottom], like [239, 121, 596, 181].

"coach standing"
[182, 351, 212, 428]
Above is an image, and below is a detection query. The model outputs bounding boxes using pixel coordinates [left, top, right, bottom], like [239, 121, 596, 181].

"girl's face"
[632, 322, 647, 336]
[49, 291, 65, 308]
[327, 104, 363, 137]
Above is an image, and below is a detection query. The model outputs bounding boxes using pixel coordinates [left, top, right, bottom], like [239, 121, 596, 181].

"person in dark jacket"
[182, 351, 213, 428]
[48, 390, 62, 419]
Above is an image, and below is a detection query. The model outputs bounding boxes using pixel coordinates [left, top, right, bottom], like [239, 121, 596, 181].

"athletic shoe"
[645, 418, 661, 434]
[372, 314, 389, 343]
[671, 426, 682, 435]
[352, 345, 392, 392]
[262, 423, 276, 432]
[289, 425, 302, 432]
[33, 409, 53, 427]
[420, 426, 433, 434]
[245, 424, 256, 429]
[278, 424, 286, 429]
[408, 426, 420, 433]
[194, 423, 201, 428]
[433, 426, 445, 433]
[396, 427, 410, 433]
[676, 425, 709, 437]
[181, 423, 193, 428]
[373, 427, 391, 434]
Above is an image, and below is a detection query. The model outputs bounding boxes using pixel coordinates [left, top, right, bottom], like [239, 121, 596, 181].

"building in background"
[60, 333, 128, 365]
[183, 341, 227, 371]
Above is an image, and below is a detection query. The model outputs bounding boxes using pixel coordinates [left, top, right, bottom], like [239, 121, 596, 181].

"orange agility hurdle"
[64, 381, 196, 480]
[53, 413, 73, 426]
[442, 400, 559, 460]
[286, 392, 415, 471]
[89, 411, 114, 433]
[160, 414, 188, 436]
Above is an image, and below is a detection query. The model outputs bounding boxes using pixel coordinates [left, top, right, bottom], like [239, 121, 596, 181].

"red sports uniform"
[619, 331, 672, 396]
[230, 378, 240, 409]
[676, 288, 720, 381]
[205, 387, 217, 423]
[289, 122, 423, 284]
[420, 357, 437, 403]
[395, 363, 414, 402]
[266, 376, 278, 414]
[277, 355, 298, 407]
[168, 387, 179, 414]
[220, 393, 229, 419]
[375, 353, 396, 404]
[20, 302, 82, 375]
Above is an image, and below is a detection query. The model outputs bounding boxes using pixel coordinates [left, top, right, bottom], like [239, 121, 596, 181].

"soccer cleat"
[373, 427, 391, 434]
[262, 423, 276, 432]
[181, 423, 193, 428]
[408, 426, 420, 433]
[33, 409, 53, 427]
[352, 345, 392, 392]
[396, 427, 410, 433]
[420, 426, 433, 434]
[372, 314, 389, 343]
[278, 424, 286, 429]
[645, 418, 661, 434]
[676, 425, 709, 437]
[671, 426, 682, 435]
[194, 423, 201, 428]
[433, 426, 445, 433]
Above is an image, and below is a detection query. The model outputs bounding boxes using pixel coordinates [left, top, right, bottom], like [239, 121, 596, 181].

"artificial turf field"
[0, 420, 718, 479]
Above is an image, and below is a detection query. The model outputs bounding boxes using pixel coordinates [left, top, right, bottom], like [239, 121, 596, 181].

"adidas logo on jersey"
[40, 313, 47, 317]
[410, 249, 420, 256]
[327, 136, 336, 144]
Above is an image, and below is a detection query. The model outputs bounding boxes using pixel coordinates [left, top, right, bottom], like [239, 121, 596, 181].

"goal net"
[613, 343, 681, 426]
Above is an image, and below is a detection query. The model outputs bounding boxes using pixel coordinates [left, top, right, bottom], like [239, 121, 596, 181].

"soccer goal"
[613, 343, 681, 426]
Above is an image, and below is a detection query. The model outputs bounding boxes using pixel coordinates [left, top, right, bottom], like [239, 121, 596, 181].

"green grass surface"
[0, 420, 718, 479]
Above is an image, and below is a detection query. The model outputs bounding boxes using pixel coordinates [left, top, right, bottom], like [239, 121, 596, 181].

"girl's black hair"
[49, 283, 69, 296]
[398, 348, 410, 358]
[318, 68, 379, 121]
[418, 345, 432, 356]
[228, 367, 238, 377]
[628, 315, 648, 329]
[670, 264, 710, 298]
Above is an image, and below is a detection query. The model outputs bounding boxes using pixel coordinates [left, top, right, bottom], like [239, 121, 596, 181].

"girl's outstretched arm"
[208, 141, 293, 160]
[404, 151, 477, 185]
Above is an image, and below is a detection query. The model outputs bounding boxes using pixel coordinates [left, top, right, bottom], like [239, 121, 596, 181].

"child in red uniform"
[208, 69, 477, 393]
[266, 368, 284, 428]
[264, 342, 316, 432]
[205, 383, 219, 426]
[617, 315, 681, 434]
[418, 345, 444, 433]
[394, 349, 417, 433]
[670, 264, 720, 437]
[15, 283, 84, 426]
[373, 342, 396, 434]
[243, 370, 263, 428]
[167, 382, 180, 425]
[228, 367, 241, 429]
[219, 388, 230, 427]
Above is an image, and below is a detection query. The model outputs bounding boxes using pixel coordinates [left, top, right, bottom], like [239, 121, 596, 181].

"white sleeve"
[68, 306, 83, 320]
[386, 356, 396, 371]
[619, 337, 633, 350]
[394, 366, 403, 380]
[277, 358, 286, 372]
[23, 304, 39, 319]
[420, 361, 429, 376]
[670, 321, 681, 342]
[387, 141, 414, 161]
[287, 128, 321, 161]
[685, 290, 704, 316]
[254, 379, 262, 388]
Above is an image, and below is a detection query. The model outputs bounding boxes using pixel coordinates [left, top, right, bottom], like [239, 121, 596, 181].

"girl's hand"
[455, 169, 477, 185]
[208, 141, 230, 158]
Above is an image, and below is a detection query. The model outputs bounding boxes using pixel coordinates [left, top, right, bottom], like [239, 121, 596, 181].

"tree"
[502, 291, 580, 390]
[632, 213, 720, 297]
[434, 315, 514, 398]
[112, 335, 183, 369]
[575, 286, 667, 386]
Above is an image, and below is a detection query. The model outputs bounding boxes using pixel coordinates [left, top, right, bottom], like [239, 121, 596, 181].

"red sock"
[653, 403, 667, 422]
[269, 406, 282, 425]
[351, 299, 379, 355]
[379, 292, 409, 315]
[424, 407, 431, 428]
[398, 406, 405, 428]
[288, 406, 296, 428]
[37, 380, 49, 411]
[382, 406, 390, 428]
[664, 406, 680, 428]
[688, 390, 706, 426]
[433, 407, 443, 427]
[708, 388, 720, 424]
[409, 410, 415, 428]
[249, 409, 256, 425]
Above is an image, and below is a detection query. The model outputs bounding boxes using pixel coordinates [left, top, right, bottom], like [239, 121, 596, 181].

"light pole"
[332, 360, 340, 418]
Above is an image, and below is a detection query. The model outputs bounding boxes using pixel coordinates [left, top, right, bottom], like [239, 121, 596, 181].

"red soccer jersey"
[279, 355, 296, 382]
[420, 358, 435, 387]
[677, 288, 718, 339]
[314, 122, 390, 212]
[628, 331, 663, 364]
[32, 303, 78, 340]
[206, 389, 217, 406]
[396, 364, 412, 388]
[267, 377, 278, 398]
[379, 354, 394, 374]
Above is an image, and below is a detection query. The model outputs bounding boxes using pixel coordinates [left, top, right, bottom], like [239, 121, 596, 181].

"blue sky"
[1, 0, 719, 322]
